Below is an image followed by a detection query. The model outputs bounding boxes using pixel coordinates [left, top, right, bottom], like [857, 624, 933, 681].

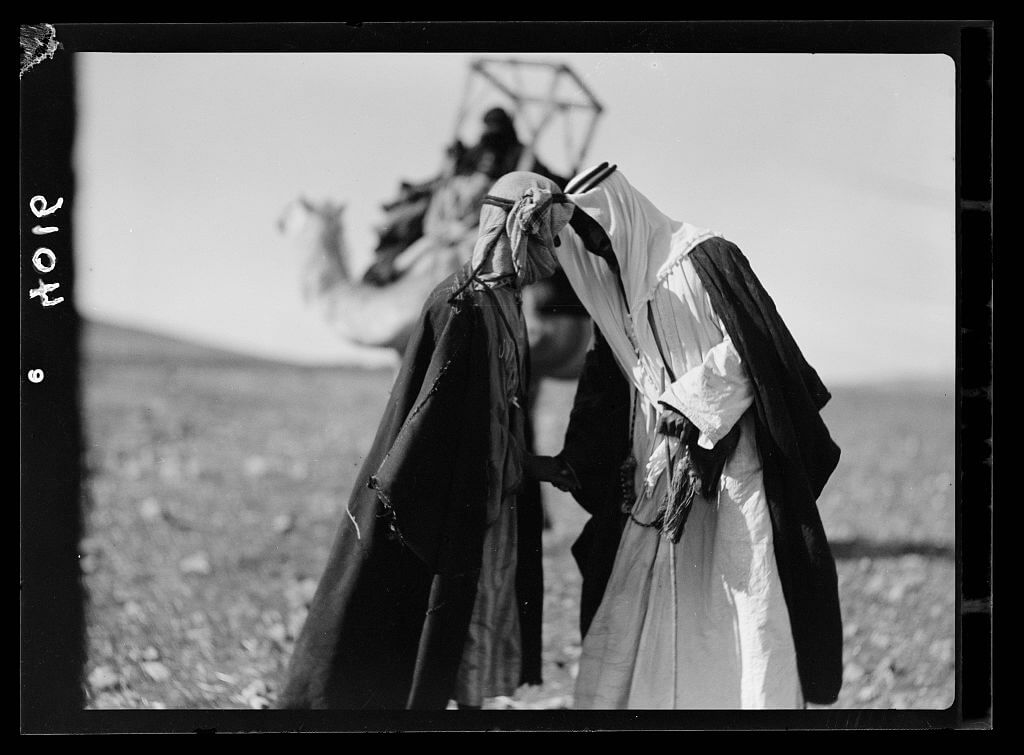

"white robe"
[555, 169, 802, 709]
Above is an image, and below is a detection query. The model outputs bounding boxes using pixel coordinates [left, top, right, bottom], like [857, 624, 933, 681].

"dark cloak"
[279, 266, 543, 710]
[562, 235, 843, 705]
[557, 326, 631, 640]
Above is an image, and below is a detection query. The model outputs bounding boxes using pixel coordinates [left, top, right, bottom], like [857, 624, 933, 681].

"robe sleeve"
[369, 290, 494, 573]
[657, 333, 754, 449]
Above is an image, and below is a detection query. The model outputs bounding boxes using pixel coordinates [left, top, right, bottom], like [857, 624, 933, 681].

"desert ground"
[79, 321, 955, 711]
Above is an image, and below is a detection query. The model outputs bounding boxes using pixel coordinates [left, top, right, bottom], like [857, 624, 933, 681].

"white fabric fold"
[658, 336, 754, 449]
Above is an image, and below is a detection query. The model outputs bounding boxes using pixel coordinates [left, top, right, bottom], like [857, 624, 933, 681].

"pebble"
[241, 638, 261, 654]
[890, 693, 912, 709]
[139, 497, 163, 521]
[843, 663, 865, 683]
[141, 661, 171, 683]
[826, 522, 855, 541]
[901, 554, 927, 572]
[873, 656, 897, 686]
[244, 456, 270, 478]
[80, 553, 99, 574]
[158, 458, 182, 482]
[855, 685, 878, 703]
[886, 584, 907, 603]
[266, 623, 288, 647]
[285, 578, 319, 608]
[121, 460, 144, 480]
[287, 608, 308, 640]
[122, 601, 147, 621]
[186, 626, 214, 651]
[179, 552, 212, 576]
[929, 638, 954, 663]
[241, 679, 270, 708]
[864, 573, 888, 595]
[272, 514, 295, 535]
[89, 665, 120, 691]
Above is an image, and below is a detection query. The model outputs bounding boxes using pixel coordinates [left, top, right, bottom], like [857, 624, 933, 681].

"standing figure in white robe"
[549, 165, 842, 709]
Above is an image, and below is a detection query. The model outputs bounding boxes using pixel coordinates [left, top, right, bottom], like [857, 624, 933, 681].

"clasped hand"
[657, 405, 696, 440]
[524, 454, 581, 492]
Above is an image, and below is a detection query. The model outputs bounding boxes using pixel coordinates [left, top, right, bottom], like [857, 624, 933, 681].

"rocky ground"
[78, 323, 955, 713]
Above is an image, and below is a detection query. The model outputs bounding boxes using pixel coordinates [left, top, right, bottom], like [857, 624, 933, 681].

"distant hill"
[78, 318, 954, 393]
[828, 375, 955, 398]
[80, 319, 335, 370]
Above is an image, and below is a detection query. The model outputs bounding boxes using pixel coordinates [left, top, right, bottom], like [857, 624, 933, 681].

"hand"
[524, 454, 581, 492]
[657, 405, 695, 440]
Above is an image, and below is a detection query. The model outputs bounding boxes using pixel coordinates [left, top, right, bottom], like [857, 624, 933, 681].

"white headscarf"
[470, 171, 575, 287]
[556, 166, 718, 393]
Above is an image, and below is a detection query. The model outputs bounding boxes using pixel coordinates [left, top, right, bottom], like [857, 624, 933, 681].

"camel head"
[277, 196, 351, 303]
[277, 196, 347, 247]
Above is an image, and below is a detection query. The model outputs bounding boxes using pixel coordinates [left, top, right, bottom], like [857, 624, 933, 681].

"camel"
[277, 196, 459, 355]
[276, 191, 594, 384]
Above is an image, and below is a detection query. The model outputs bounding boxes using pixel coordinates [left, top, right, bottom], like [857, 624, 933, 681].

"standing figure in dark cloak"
[545, 164, 844, 708]
[459, 107, 566, 188]
[279, 172, 578, 710]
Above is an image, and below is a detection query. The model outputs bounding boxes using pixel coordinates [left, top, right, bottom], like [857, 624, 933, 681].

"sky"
[73, 50, 955, 384]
